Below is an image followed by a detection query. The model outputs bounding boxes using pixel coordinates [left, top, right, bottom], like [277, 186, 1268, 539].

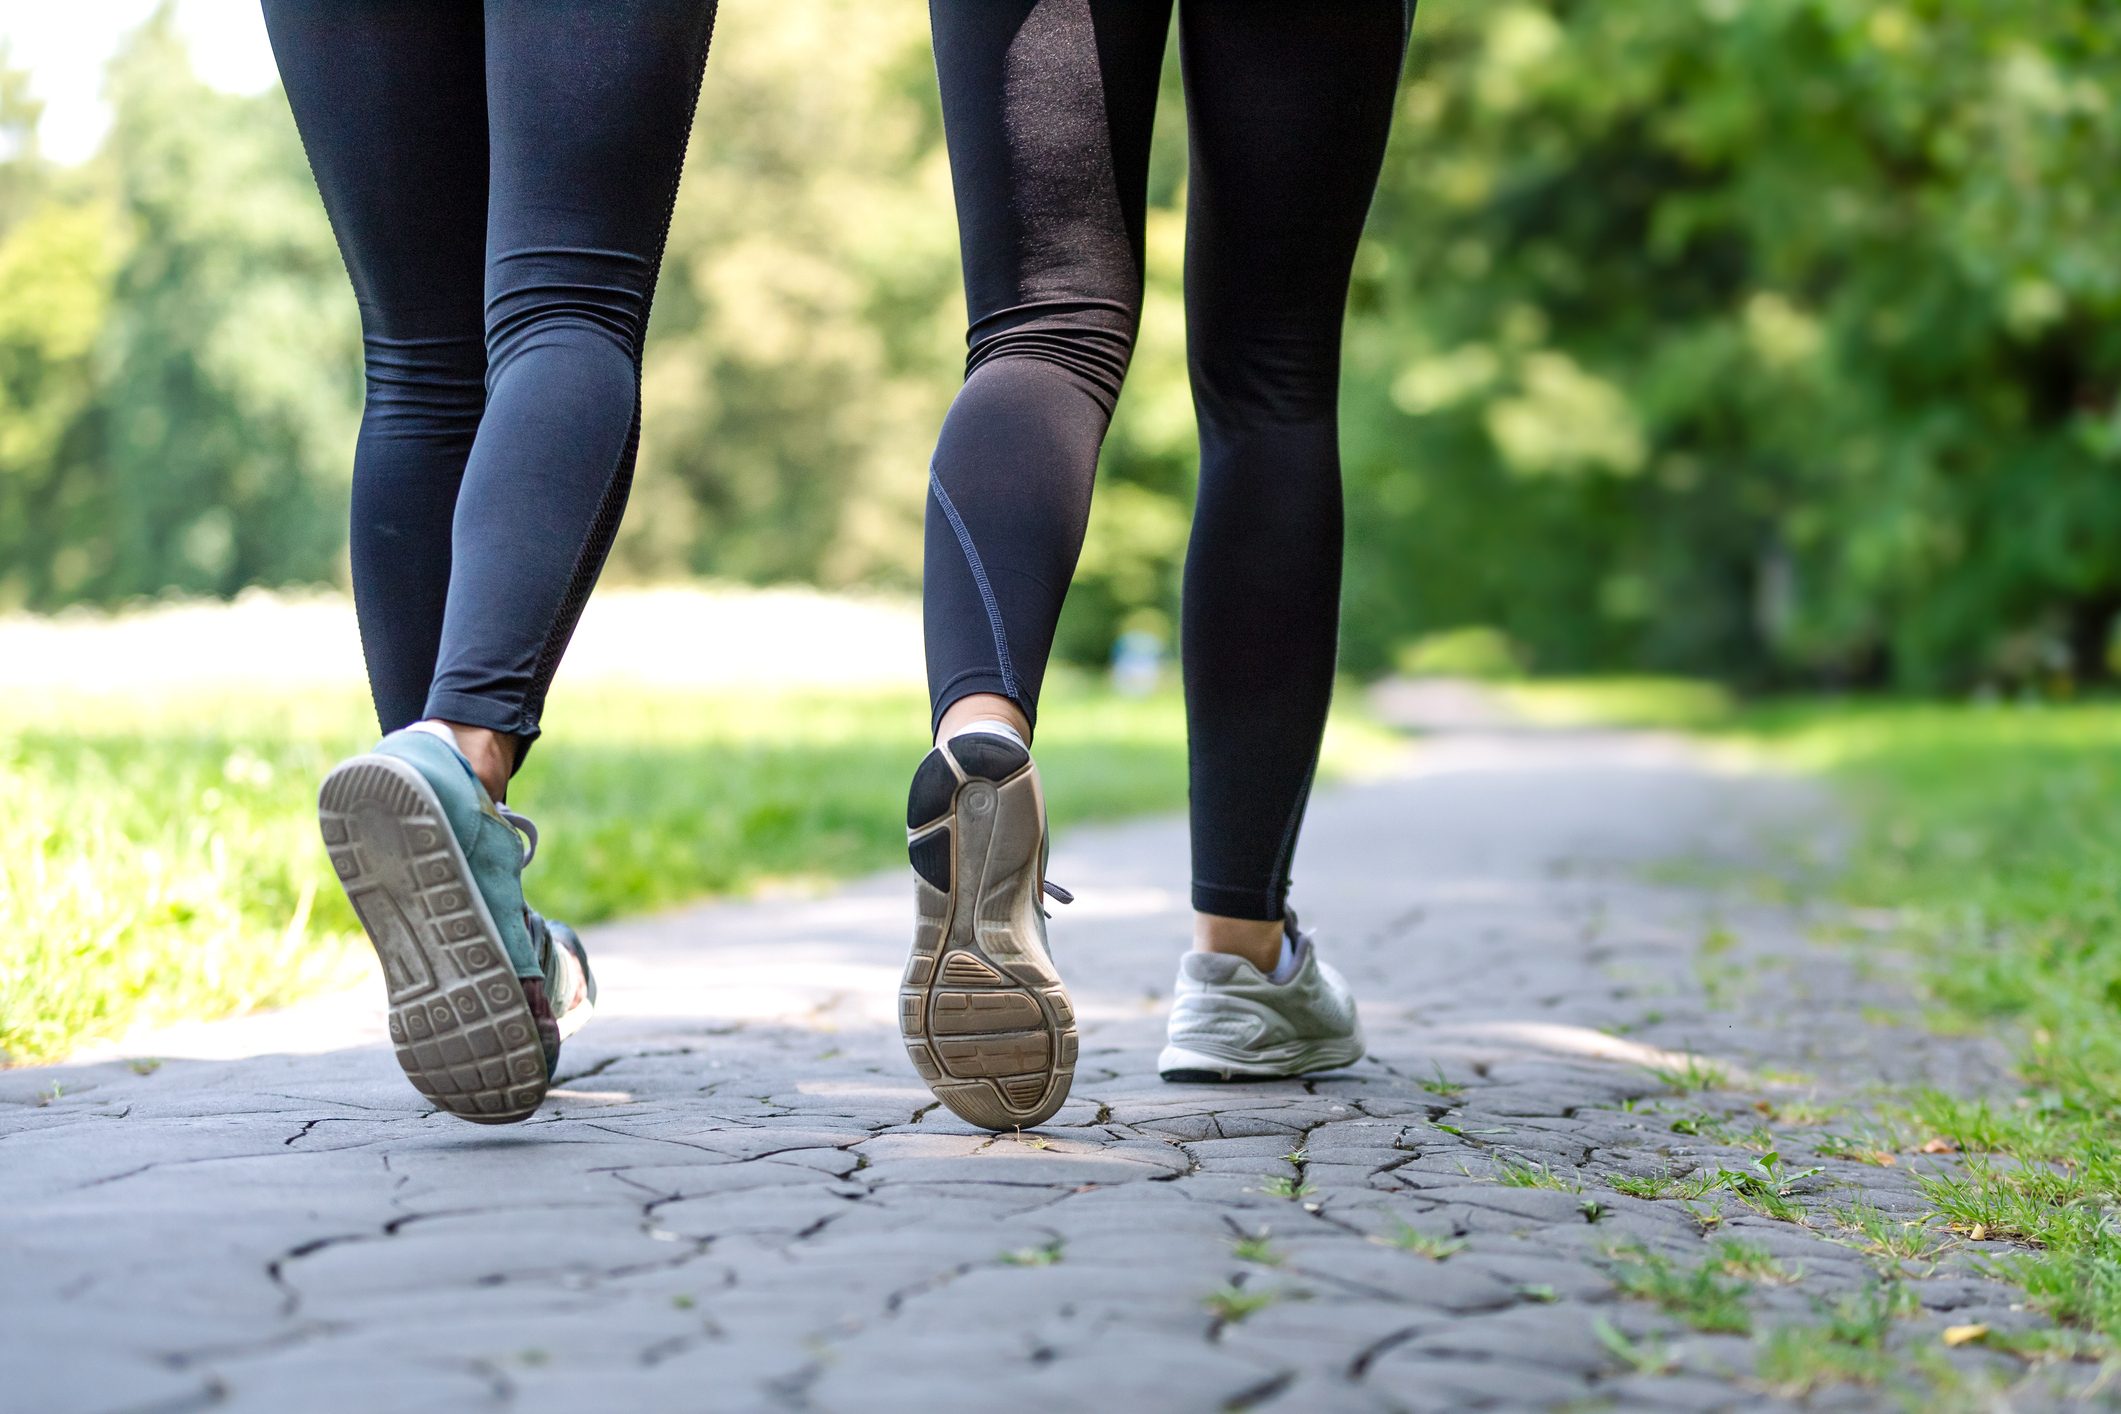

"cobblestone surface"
[0, 723, 2100, 1411]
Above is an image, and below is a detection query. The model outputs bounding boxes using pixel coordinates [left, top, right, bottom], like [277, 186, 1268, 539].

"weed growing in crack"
[1814, 1132, 1899, 1166]
[1420, 1064, 1465, 1102]
[1591, 1318, 1678, 1376]
[1610, 1172, 1681, 1200]
[1205, 1283, 1284, 1324]
[1646, 1055, 1729, 1094]
[1259, 1176, 1318, 1200]
[1604, 1243, 1753, 1334]
[1609, 1168, 1722, 1203]
[1380, 1222, 1465, 1260]
[1755, 1283, 1922, 1395]
[1827, 1202, 1947, 1263]
[999, 1241, 1064, 1267]
[1230, 1234, 1284, 1266]
[1709, 1150, 1823, 1222]
[1707, 1238, 1797, 1284]
[1764, 1097, 1840, 1127]
[1729, 1188, 1807, 1224]
[1494, 1156, 1582, 1192]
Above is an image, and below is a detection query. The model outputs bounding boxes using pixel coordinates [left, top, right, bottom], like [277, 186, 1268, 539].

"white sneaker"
[1158, 920, 1365, 1082]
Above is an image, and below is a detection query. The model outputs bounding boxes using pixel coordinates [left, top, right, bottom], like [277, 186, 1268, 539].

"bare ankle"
[438, 721, 517, 802]
[1193, 912, 1285, 974]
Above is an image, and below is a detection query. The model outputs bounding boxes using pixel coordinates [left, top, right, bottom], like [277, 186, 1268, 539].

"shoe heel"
[901, 743, 1075, 1130]
[319, 756, 549, 1124]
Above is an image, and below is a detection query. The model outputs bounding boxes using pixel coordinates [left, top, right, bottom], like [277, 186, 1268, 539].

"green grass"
[1, 672, 1394, 1063]
[1524, 684, 2121, 1349]
[1723, 700, 2121, 1345]
[1496, 685, 2121, 1347]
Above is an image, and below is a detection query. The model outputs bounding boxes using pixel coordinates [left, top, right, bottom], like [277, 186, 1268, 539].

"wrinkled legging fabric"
[923, 0, 1410, 920]
[262, 0, 716, 751]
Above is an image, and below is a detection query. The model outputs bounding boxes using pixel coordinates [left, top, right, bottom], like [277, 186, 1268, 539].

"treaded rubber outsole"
[318, 756, 549, 1124]
[901, 741, 1076, 1131]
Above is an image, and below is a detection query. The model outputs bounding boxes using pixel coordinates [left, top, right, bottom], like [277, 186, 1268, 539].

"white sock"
[947, 718, 1027, 752]
[1268, 930, 1302, 984]
[407, 719, 463, 755]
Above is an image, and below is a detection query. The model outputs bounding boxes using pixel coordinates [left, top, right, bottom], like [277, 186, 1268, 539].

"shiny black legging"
[923, 0, 1410, 921]
[261, 1, 716, 751]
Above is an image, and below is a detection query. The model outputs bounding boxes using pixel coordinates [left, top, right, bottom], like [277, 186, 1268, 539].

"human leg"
[904, 0, 1171, 1130]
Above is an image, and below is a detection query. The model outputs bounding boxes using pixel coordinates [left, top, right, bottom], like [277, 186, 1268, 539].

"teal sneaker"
[317, 727, 595, 1123]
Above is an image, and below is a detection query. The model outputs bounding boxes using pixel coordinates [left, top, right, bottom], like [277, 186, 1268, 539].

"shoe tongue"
[1180, 950, 1252, 984]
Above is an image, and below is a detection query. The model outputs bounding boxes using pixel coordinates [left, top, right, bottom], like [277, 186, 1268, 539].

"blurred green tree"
[89, 7, 358, 603]
[0, 47, 41, 229]
[0, 44, 113, 607]
[1336, 0, 2121, 689]
[617, 3, 962, 591]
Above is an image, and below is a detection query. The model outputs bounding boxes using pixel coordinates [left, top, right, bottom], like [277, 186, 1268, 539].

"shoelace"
[1038, 878, 1073, 922]
[497, 803, 539, 870]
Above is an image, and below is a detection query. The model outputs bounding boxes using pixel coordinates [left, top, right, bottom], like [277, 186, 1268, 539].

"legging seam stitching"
[928, 468, 1019, 704]
[1264, 752, 1320, 916]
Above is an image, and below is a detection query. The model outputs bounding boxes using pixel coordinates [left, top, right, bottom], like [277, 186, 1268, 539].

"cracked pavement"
[0, 717, 2094, 1411]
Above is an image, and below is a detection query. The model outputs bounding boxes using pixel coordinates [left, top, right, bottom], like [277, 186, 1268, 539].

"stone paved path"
[1, 717, 2096, 1412]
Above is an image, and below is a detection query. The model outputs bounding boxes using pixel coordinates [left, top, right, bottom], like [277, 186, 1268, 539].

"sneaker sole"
[318, 755, 549, 1124]
[901, 737, 1076, 1130]
[1155, 1037, 1367, 1084]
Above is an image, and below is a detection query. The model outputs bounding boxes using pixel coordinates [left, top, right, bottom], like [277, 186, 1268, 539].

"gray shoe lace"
[497, 803, 539, 870]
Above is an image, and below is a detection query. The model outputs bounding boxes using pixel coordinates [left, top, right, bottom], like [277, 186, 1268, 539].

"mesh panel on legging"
[923, 0, 1410, 920]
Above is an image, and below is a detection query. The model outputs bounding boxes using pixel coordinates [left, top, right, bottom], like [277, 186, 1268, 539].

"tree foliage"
[1337, 0, 2121, 687]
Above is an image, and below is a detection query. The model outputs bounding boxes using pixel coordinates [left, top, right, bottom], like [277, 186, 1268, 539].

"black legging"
[923, 0, 1410, 922]
[261, 1, 716, 751]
